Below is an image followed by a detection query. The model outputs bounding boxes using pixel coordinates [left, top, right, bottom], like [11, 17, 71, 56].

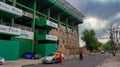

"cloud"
[106, 12, 120, 28]
[67, 0, 120, 41]
[93, 0, 120, 3]
[98, 39, 110, 44]
[67, 0, 120, 20]
[115, 12, 120, 19]
[79, 16, 108, 38]
[83, 16, 107, 30]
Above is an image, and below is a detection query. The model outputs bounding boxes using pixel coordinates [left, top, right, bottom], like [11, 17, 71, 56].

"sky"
[67, 0, 120, 44]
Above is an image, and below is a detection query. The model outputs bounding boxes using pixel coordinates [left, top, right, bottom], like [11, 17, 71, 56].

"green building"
[0, 0, 84, 60]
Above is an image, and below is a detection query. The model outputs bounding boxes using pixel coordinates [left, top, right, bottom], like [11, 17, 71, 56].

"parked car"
[0, 56, 5, 65]
[42, 52, 64, 64]
[22, 52, 41, 59]
[108, 51, 113, 53]
[101, 50, 105, 54]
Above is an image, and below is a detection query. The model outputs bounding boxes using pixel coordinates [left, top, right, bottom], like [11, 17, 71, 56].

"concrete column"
[11, 0, 16, 26]
[31, 1, 36, 52]
[48, 8, 50, 20]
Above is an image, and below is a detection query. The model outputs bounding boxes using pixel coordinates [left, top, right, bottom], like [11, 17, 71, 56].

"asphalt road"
[24, 54, 110, 67]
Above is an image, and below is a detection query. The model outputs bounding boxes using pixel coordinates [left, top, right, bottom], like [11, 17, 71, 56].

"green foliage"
[103, 40, 112, 50]
[97, 42, 103, 49]
[82, 29, 101, 52]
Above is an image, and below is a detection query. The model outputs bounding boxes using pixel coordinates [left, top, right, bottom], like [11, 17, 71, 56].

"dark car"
[22, 52, 41, 59]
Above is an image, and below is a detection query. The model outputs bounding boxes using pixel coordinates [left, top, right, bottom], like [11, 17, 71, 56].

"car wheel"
[42, 62, 45, 64]
[32, 57, 35, 59]
[52, 60, 55, 64]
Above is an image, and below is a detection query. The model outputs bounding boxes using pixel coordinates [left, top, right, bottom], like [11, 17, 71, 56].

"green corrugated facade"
[34, 44, 58, 57]
[11, 38, 32, 58]
[0, 40, 20, 61]
[36, 18, 46, 27]
[35, 33, 46, 41]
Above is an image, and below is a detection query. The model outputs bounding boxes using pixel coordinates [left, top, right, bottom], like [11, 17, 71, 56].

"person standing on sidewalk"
[56, 51, 62, 62]
[79, 52, 82, 60]
[82, 52, 84, 60]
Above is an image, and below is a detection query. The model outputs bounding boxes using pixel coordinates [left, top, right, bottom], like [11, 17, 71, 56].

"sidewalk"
[97, 54, 120, 67]
[0, 59, 42, 67]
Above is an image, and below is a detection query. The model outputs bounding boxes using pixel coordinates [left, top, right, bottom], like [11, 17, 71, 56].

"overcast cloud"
[67, 0, 120, 40]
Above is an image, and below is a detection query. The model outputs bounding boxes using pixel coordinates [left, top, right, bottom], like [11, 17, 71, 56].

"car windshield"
[48, 53, 55, 56]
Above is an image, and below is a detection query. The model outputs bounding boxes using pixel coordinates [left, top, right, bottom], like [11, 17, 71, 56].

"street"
[24, 54, 111, 67]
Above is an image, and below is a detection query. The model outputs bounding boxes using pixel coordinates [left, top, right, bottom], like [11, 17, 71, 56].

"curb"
[21, 58, 44, 67]
[22, 64, 35, 67]
[96, 55, 113, 67]
[96, 59, 108, 67]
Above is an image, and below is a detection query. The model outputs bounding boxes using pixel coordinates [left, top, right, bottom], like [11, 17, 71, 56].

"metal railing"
[1, 22, 32, 31]
[13, 24, 32, 31]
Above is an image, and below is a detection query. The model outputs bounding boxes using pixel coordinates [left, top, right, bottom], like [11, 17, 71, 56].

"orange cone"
[61, 59, 64, 65]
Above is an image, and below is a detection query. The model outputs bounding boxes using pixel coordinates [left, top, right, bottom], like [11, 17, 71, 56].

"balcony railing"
[36, 17, 58, 29]
[35, 32, 58, 41]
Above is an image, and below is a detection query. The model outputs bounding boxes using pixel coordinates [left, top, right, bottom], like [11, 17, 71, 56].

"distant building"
[112, 24, 120, 47]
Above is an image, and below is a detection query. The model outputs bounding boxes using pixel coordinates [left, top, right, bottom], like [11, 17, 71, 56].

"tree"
[97, 41, 103, 49]
[82, 29, 100, 52]
[103, 40, 112, 50]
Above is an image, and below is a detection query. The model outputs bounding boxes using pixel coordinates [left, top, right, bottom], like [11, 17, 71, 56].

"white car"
[0, 57, 5, 65]
[42, 52, 64, 64]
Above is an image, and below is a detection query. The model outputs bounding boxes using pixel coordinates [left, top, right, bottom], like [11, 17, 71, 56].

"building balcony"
[35, 18, 58, 29]
[0, 24, 21, 36]
[35, 32, 58, 41]
[0, 2, 22, 18]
